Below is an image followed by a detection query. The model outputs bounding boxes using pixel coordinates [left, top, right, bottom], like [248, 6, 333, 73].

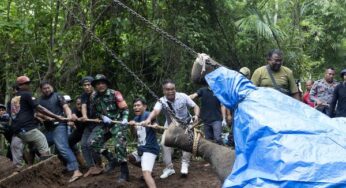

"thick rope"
[192, 128, 203, 157]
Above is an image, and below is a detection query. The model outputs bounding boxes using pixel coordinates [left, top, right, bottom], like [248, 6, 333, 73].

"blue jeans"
[45, 123, 78, 171]
[204, 120, 223, 145]
[81, 125, 101, 167]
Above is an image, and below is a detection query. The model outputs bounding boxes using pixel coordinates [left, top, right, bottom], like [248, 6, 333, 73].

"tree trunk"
[44, 0, 60, 83]
[274, 0, 278, 25]
[163, 124, 235, 182]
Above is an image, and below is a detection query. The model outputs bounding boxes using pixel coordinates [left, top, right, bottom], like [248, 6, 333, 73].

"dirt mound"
[0, 156, 221, 188]
[0, 156, 65, 188]
[0, 156, 16, 181]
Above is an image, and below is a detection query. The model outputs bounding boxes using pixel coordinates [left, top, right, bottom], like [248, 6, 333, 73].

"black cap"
[0, 104, 6, 110]
[340, 69, 346, 78]
[80, 76, 94, 86]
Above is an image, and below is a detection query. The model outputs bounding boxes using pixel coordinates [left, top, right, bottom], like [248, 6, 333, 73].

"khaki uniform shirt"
[251, 65, 298, 94]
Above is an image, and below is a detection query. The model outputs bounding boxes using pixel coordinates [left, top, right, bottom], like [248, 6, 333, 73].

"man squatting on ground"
[142, 79, 200, 179]
[128, 98, 160, 188]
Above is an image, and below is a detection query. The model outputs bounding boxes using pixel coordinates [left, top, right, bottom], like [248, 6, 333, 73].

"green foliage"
[0, 0, 346, 102]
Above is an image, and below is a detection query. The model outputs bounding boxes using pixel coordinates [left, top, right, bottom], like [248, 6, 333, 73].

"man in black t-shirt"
[38, 81, 82, 182]
[190, 87, 226, 145]
[10, 76, 66, 160]
[78, 76, 104, 177]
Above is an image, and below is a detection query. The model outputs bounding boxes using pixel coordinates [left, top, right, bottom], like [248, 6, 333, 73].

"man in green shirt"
[251, 49, 300, 100]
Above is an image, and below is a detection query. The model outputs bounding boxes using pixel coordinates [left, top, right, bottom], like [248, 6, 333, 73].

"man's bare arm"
[192, 104, 200, 122]
[35, 105, 65, 121]
[81, 104, 88, 119]
[189, 93, 198, 100]
[221, 105, 227, 120]
[62, 104, 73, 119]
[142, 109, 161, 125]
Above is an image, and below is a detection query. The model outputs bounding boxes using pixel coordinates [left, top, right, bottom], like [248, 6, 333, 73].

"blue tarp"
[205, 67, 346, 188]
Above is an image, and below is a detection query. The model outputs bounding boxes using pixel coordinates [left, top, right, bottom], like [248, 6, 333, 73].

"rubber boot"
[117, 162, 129, 183]
[105, 158, 119, 173]
[101, 150, 113, 162]
[102, 150, 119, 173]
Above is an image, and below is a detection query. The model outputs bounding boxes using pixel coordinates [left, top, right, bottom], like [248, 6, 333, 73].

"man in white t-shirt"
[142, 79, 200, 179]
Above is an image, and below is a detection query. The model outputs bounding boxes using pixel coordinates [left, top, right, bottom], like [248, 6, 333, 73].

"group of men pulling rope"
[1, 69, 228, 188]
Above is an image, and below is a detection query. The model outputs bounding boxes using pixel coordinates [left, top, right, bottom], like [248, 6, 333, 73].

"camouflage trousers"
[89, 124, 128, 163]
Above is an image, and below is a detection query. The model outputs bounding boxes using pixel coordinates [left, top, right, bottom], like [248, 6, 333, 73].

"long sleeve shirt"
[329, 82, 346, 117]
[309, 79, 338, 104]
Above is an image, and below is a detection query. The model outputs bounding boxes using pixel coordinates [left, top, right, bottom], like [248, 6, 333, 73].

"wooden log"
[162, 122, 235, 182]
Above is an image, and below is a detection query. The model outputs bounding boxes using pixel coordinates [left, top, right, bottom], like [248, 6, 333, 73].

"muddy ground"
[0, 155, 221, 188]
[0, 156, 17, 181]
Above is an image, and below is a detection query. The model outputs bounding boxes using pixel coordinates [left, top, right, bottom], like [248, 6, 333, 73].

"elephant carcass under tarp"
[205, 67, 346, 188]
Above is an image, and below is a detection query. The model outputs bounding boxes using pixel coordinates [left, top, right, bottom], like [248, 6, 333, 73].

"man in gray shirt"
[142, 79, 200, 179]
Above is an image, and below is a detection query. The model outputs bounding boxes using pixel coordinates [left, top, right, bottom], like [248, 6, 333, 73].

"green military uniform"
[251, 65, 298, 95]
[90, 88, 129, 163]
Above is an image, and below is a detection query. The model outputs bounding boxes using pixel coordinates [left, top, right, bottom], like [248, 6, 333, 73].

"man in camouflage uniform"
[90, 74, 130, 183]
[309, 67, 338, 116]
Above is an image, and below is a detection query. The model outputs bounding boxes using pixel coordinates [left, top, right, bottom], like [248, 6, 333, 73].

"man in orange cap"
[9, 76, 68, 161]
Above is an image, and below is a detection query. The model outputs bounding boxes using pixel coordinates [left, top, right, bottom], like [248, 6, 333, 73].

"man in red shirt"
[303, 80, 314, 107]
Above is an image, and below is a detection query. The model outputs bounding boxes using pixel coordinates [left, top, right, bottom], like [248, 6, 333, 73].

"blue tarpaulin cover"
[205, 67, 346, 188]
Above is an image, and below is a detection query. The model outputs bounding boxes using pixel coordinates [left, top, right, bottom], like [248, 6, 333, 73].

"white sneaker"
[181, 162, 189, 175]
[160, 167, 175, 179]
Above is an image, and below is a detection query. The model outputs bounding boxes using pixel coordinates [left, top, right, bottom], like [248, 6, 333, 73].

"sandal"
[69, 174, 83, 183]
[90, 166, 103, 175]
[83, 167, 94, 177]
